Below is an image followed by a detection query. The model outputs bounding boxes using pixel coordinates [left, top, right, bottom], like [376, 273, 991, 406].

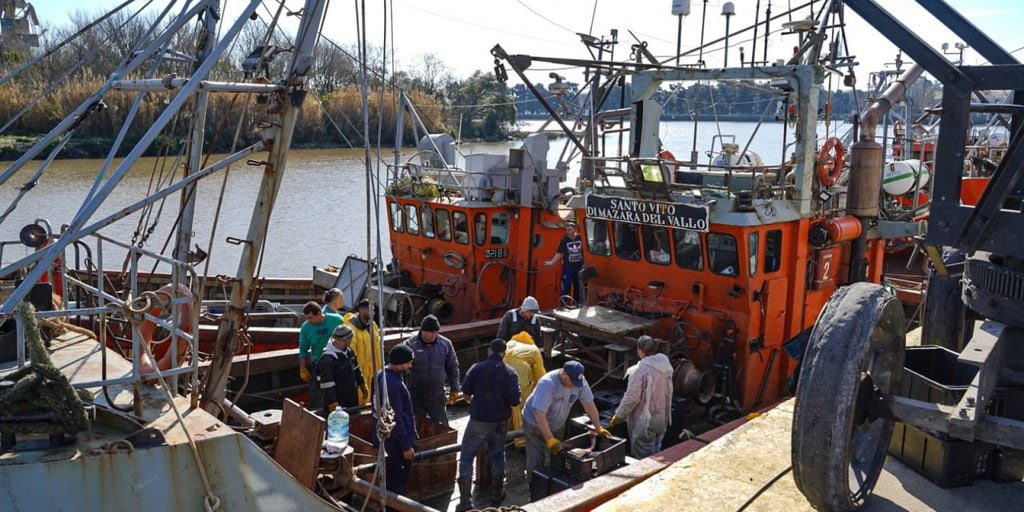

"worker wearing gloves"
[406, 314, 461, 425]
[609, 335, 674, 458]
[496, 296, 542, 343]
[521, 360, 609, 495]
[345, 299, 381, 404]
[298, 301, 345, 410]
[317, 324, 368, 414]
[503, 331, 547, 448]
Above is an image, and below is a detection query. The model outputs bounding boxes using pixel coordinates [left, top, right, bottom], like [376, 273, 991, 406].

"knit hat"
[489, 338, 507, 355]
[563, 361, 585, 387]
[420, 314, 441, 332]
[332, 324, 354, 340]
[389, 344, 415, 365]
[356, 299, 372, 310]
[510, 331, 536, 345]
[520, 296, 539, 312]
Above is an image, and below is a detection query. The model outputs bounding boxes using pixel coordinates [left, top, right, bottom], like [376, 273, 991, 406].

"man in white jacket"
[610, 335, 674, 458]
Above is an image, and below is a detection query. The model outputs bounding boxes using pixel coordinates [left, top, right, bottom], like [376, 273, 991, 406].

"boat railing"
[593, 155, 796, 200]
[1, 230, 199, 411]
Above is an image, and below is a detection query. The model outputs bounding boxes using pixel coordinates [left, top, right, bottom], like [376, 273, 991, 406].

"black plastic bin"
[550, 432, 627, 481]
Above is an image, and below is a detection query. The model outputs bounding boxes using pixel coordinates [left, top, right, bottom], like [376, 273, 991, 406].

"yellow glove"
[327, 402, 339, 412]
[448, 391, 462, 405]
[608, 415, 623, 428]
[595, 426, 613, 439]
[359, 383, 369, 397]
[546, 438, 563, 454]
[299, 366, 311, 382]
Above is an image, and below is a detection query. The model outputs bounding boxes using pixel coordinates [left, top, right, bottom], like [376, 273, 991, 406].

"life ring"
[138, 283, 194, 376]
[816, 137, 845, 187]
[658, 149, 679, 171]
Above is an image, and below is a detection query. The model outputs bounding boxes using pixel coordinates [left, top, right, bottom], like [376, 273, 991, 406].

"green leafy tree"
[448, 71, 515, 141]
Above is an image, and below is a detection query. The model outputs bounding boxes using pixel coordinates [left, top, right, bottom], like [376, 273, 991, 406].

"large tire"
[792, 283, 906, 511]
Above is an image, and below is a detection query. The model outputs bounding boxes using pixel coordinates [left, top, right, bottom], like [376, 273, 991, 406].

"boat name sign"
[585, 195, 709, 232]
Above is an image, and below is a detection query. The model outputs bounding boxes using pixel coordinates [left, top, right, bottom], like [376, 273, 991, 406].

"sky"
[20, 0, 1024, 84]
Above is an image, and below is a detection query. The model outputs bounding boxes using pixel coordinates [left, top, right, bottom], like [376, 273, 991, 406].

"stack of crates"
[530, 432, 627, 501]
[888, 345, 1024, 487]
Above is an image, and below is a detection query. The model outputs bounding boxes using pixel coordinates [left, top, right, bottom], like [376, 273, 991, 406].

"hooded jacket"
[503, 338, 546, 398]
[346, 313, 381, 404]
[614, 352, 674, 435]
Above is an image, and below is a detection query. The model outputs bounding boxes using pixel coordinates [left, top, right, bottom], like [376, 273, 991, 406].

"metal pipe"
[348, 476, 441, 512]
[859, 64, 925, 143]
[352, 430, 524, 473]
[221, 398, 256, 428]
[111, 79, 286, 93]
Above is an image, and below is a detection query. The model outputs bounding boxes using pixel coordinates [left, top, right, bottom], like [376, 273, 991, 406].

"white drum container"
[882, 159, 929, 195]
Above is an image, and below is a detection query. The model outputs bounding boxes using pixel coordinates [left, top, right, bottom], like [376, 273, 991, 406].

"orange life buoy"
[138, 283, 194, 376]
[816, 137, 845, 187]
[659, 149, 679, 171]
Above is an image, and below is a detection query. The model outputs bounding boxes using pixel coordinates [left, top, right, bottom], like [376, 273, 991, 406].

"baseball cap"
[563, 361, 585, 387]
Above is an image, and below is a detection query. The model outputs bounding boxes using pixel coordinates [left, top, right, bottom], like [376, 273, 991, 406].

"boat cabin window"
[765, 230, 782, 273]
[491, 213, 509, 244]
[585, 218, 611, 256]
[748, 232, 759, 276]
[474, 213, 487, 245]
[673, 229, 704, 270]
[614, 222, 641, 261]
[436, 209, 452, 242]
[642, 226, 671, 265]
[453, 211, 470, 244]
[422, 208, 435, 239]
[390, 202, 405, 233]
[406, 204, 420, 235]
[708, 233, 739, 276]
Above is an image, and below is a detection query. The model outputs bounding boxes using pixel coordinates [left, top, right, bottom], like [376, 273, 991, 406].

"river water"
[0, 120, 850, 278]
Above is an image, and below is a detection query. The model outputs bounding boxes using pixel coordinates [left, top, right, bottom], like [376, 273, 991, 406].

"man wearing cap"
[545, 221, 585, 304]
[317, 324, 368, 414]
[372, 344, 418, 496]
[455, 339, 521, 511]
[322, 288, 346, 316]
[299, 301, 345, 410]
[497, 296, 542, 343]
[405, 314, 461, 424]
[610, 335, 674, 458]
[346, 299, 381, 404]
[521, 361, 610, 488]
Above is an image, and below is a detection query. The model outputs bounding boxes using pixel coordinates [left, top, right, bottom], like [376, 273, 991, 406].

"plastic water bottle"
[326, 407, 349, 452]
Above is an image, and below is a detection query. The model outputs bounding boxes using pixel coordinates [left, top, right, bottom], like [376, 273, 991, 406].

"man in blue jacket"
[406, 314, 461, 425]
[372, 344, 418, 496]
[455, 339, 521, 511]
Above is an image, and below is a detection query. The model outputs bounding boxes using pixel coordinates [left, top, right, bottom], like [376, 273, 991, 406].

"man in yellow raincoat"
[503, 331, 546, 448]
[345, 299, 381, 404]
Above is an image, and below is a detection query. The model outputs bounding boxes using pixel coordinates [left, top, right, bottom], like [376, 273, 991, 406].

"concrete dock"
[596, 399, 1024, 512]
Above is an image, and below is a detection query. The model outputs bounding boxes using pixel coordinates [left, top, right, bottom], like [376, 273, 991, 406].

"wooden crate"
[349, 411, 457, 500]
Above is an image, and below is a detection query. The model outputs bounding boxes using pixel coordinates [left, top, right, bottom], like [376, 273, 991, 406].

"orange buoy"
[816, 137, 845, 187]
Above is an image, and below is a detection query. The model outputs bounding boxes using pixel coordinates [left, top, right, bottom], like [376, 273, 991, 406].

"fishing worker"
[545, 221, 585, 304]
[455, 339, 521, 511]
[322, 287, 346, 316]
[609, 335, 674, 458]
[503, 331, 546, 449]
[405, 314, 462, 425]
[496, 296, 542, 343]
[317, 324, 368, 414]
[372, 344, 418, 496]
[298, 301, 345, 410]
[346, 299, 381, 404]
[521, 361, 610, 489]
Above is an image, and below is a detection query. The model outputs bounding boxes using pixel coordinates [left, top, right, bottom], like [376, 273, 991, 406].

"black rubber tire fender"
[792, 282, 906, 511]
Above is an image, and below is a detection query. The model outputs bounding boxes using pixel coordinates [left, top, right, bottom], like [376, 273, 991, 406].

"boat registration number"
[485, 248, 509, 259]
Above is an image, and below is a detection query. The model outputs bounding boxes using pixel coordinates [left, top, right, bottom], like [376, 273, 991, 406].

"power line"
[514, 0, 576, 35]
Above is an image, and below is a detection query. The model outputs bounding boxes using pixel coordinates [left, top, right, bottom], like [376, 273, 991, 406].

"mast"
[201, 0, 329, 413]
[174, 3, 219, 267]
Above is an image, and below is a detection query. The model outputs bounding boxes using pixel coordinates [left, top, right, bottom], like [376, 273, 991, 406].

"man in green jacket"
[298, 301, 344, 410]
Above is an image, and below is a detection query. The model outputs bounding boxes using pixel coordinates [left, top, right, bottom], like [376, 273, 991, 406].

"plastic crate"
[529, 467, 579, 501]
[888, 422, 991, 487]
[551, 432, 627, 481]
[899, 345, 978, 405]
